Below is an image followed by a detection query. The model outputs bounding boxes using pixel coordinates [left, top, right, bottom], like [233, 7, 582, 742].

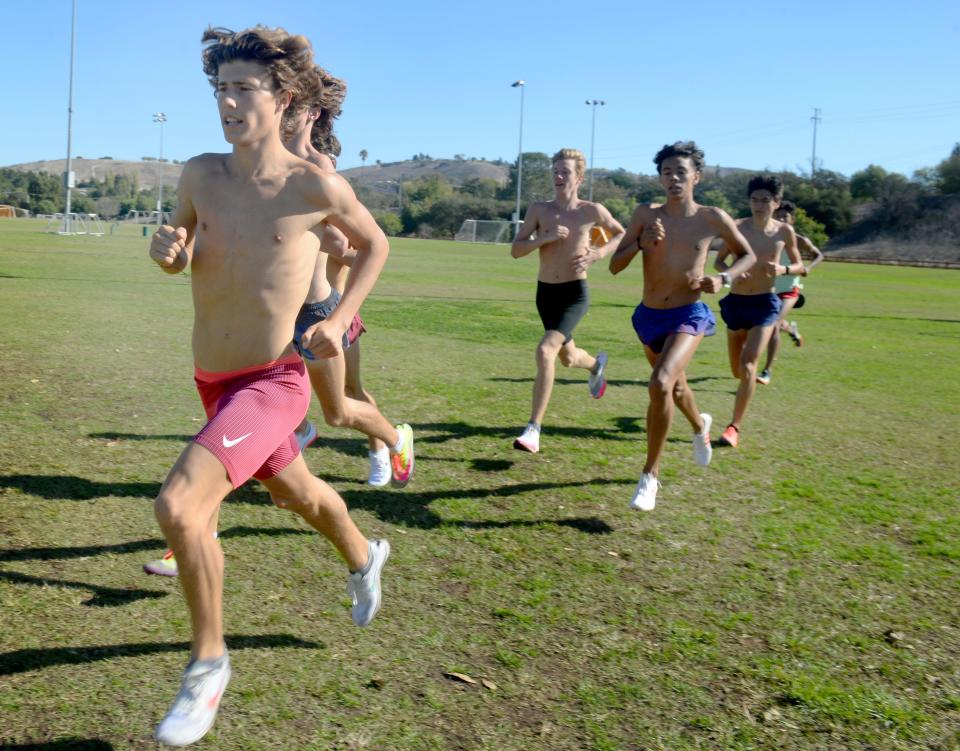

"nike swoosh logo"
[222, 432, 253, 448]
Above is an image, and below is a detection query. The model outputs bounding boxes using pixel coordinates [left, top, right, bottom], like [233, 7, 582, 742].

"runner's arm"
[510, 205, 555, 258]
[797, 234, 824, 273]
[777, 226, 804, 276]
[148, 159, 199, 274]
[711, 210, 755, 282]
[609, 205, 647, 274]
[320, 174, 388, 327]
[589, 204, 626, 262]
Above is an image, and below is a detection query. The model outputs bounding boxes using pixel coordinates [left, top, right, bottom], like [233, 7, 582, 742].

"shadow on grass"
[0, 741, 114, 751]
[0, 633, 323, 677]
[0, 569, 166, 607]
[341, 477, 626, 531]
[0, 474, 279, 507]
[470, 458, 514, 472]
[89, 431, 193, 442]
[0, 526, 314, 564]
[2, 471, 623, 532]
[0, 474, 160, 501]
[411, 421, 633, 446]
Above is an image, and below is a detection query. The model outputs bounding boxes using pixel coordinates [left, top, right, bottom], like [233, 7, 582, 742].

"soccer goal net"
[455, 219, 512, 244]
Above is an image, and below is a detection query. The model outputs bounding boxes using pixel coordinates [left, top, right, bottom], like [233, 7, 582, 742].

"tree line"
[3, 144, 958, 245]
[355, 145, 960, 246]
[0, 168, 176, 219]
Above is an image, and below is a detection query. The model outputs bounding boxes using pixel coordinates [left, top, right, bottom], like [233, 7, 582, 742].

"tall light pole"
[62, 0, 78, 234]
[585, 99, 605, 201]
[153, 112, 167, 225]
[511, 80, 525, 237]
[810, 107, 821, 180]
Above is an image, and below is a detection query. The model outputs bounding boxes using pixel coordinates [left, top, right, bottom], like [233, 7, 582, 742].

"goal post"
[455, 219, 512, 244]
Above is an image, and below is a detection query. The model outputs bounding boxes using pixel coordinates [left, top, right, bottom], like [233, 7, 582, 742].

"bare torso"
[188, 153, 327, 371]
[535, 201, 600, 283]
[731, 218, 788, 295]
[640, 204, 719, 308]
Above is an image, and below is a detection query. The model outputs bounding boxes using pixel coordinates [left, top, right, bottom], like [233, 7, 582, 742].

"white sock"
[391, 432, 404, 454]
[370, 447, 389, 459]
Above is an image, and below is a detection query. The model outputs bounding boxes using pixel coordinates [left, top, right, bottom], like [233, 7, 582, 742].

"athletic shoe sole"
[513, 437, 539, 453]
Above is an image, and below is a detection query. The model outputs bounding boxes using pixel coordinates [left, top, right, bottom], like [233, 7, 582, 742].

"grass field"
[1, 218, 959, 751]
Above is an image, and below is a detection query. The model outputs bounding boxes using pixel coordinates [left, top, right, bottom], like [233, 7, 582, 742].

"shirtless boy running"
[714, 175, 801, 446]
[510, 148, 624, 454]
[147, 27, 390, 746]
[610, 141, 755, 511]
[283, 65, 413, 487]
[141, 67, 410, 582]
[757, 199, 824, 384]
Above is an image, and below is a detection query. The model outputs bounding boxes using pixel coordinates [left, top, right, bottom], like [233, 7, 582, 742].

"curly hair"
[311, 68, 347, 157]
[551, 148, 586, 177]
[201, 26, 314, 102]
[653, 141, 705, 174]
[746, 175, 784, 200]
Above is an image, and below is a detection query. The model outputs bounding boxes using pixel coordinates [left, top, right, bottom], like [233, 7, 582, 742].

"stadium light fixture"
[511, 80, 525, 238]
[585, 99, 606, 202]
[153, 112, 167, 225]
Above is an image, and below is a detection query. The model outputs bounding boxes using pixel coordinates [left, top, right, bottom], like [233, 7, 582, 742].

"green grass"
[1, 218, 959, 750]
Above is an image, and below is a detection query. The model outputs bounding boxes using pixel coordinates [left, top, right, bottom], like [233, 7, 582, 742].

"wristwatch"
[720, 272, 731, 288]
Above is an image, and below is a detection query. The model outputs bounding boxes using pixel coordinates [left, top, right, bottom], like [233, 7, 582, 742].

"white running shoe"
[295, 421, 318, 452]
[155, 653, 231, 747]
[513, 424, 540, 453]
[629, 473, 660, 512]
[588, 351, 608, 399]
[348, 539, 390, 627]
[693, 413, 713, 467]
[367, 449, 391, 487]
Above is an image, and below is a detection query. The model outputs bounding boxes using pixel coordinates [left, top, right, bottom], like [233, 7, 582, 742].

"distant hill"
[5, 156, 747, 191]
[6, 157, 512, 190]
[826, 194, 960, 267]
[6, 158, 182, 191]
[339, 158, 509, 186]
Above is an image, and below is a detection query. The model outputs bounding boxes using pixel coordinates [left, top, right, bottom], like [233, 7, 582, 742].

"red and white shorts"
[193, 353, 310, 488]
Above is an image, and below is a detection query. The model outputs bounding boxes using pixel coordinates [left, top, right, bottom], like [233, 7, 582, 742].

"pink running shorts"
[347, 312, 367, 346]
[193, 353, 310, 488]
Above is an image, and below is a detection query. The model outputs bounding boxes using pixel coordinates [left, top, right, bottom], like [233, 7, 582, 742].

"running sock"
[350, 540, 375, 576]
[529, 422, 541, 432]
[391, 432, 403, 454]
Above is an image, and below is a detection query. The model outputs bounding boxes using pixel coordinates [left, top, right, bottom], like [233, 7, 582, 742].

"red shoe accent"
[719, 424, 739, 448]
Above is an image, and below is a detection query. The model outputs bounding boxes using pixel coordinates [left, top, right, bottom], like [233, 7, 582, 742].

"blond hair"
[551, 148, 586, 178]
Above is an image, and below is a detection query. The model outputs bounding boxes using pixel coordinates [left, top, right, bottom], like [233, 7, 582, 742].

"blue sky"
[2, 0, 958, 178]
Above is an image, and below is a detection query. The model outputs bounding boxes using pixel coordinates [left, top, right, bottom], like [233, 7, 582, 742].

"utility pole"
[810, 107, 822, 180]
